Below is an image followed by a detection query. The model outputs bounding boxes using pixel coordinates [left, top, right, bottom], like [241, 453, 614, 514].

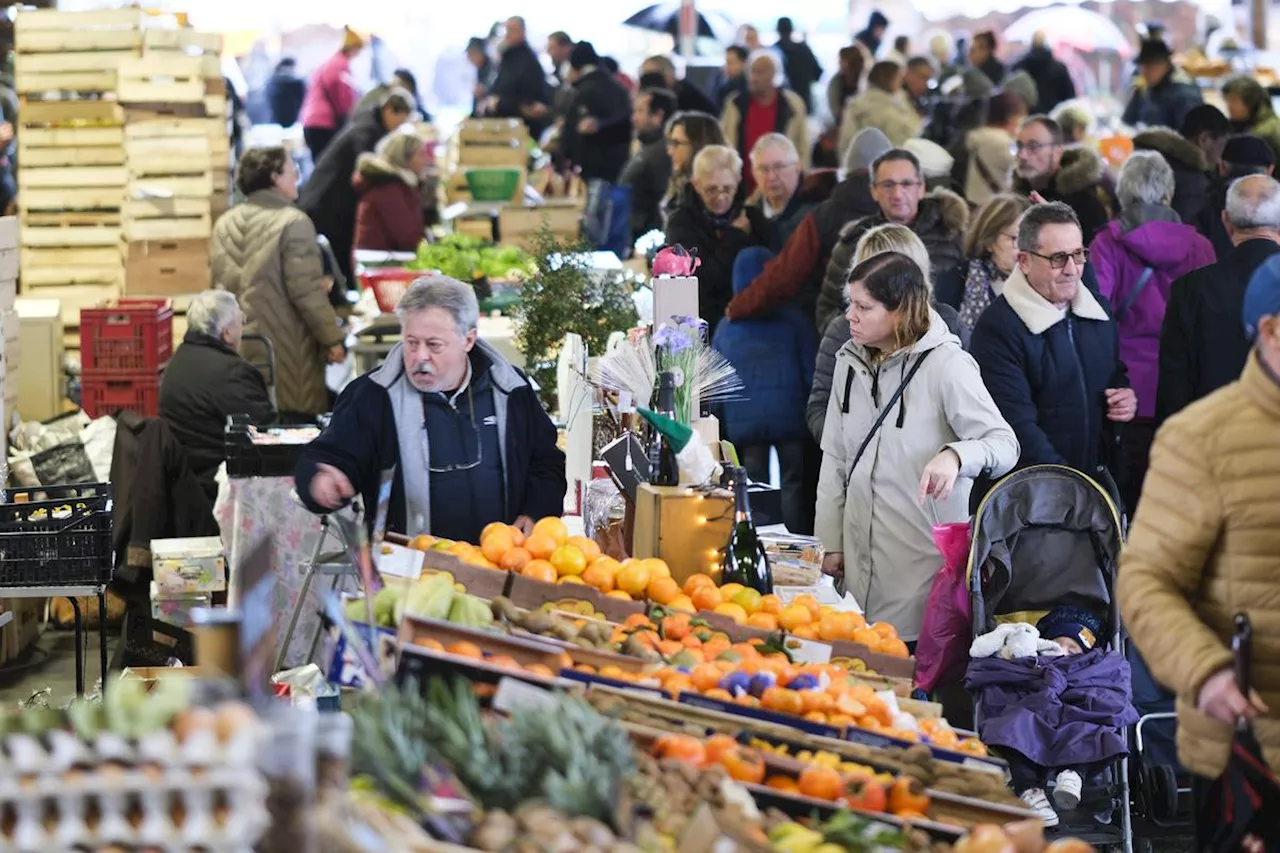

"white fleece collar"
[1002, 266, 1109, 335]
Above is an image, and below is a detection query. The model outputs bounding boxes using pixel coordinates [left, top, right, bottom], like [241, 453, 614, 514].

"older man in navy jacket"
[970, 202, 1136, 492]
[296, 276, 565, 542]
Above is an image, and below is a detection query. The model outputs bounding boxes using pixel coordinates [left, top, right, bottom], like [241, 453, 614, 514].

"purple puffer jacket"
[965, 650, 1138, 769]
[1089, 207, 1215, 419]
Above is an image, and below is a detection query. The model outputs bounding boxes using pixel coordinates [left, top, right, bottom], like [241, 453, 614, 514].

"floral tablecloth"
[213, 474, 326, 669]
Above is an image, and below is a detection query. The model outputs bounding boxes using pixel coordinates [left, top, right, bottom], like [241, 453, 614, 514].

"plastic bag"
[914, 522, 973, 693]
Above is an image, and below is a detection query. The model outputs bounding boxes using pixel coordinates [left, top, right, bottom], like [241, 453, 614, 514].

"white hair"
[749, 132, 798, 166]
[747, 49, 783, 87]
[692, 144, 743, 181]
[188, 289, 242, 338]
[1226, 175, 1280, 231]
[1117, 150, 1176, 209]
[396, 275, 479, 336]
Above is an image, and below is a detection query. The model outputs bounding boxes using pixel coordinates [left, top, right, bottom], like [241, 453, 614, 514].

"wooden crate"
[142, 28, 223, 55]
[22, 282, 122, 330]
[20, 223, 121, 248]
[124, 238, 210, 297]
[14, 8, 143, 54]
[125, 135, 213, 176]
[498, 201, 583, 246]
[117, 55, 218, 105]
[21, 100, 124, 128]
[18, 166, 128, 190]
[457, 118, 529, 145]
[0, 598, 43, 665]
[125, 117, 222, 141]
[457, 143, 528, 169]
[128, 174, 215, 198]
[21, 244, 124, 287]
[123, 215, 212, 242]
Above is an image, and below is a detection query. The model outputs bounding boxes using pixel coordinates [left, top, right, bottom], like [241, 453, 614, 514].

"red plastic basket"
[80, 298, 174, 372]
[80, 369, 162, 418]
[358, 268, 425, 313]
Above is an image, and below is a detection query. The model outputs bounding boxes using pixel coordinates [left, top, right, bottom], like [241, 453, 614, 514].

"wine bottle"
[721, 466, 772, 594]
[648, 370, 679, 486]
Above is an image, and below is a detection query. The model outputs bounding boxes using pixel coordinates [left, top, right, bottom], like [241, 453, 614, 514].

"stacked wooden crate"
[446, 118, 529, 204]
[0, 217, 17, 448]
[14, 8, 143, 331]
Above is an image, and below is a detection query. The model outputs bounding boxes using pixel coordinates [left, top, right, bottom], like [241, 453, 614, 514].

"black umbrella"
[1198, 614, 1280, 852]
[623, 2, 735, 42]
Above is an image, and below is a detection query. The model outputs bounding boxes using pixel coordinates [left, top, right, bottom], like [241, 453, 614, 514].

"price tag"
[784, 637, 832, 664]
[376, 542, 424, 579]
[492, 676, 557, 714]
[618, 391, 633, 413]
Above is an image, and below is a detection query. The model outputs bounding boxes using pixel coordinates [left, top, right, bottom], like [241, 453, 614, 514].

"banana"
[771, 827, 825, 853]
[403, 574, 456, 621]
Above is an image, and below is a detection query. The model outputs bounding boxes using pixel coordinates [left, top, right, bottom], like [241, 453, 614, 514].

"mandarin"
[647, 575, 682, 605]
[718, 582, 745, 600]
[581, 562, 616, 593]
[731, 587, 763, 615]
[616, 562, 652, 597]
[713, 602, 749, 625]
[691, 663, 724, 692]
[524, 533, 558, 560]
[531, 516, 569, 547]
[667, 594, 696, 613]
[746, 612, 779, 631]
[642, 557, 672, 579]
[871, 621, 899, 640]
[683, 573, 717, 596]
[606, 589, 633, 600]
[521, 559, 557, 583]
[759, 594, 783, 615]
[498, 546, 532, 572]
[793, 594, 822, 620]
[818, 611, 858, 642]
[791, 624, 820, 639]
[766, 775, 800, 793]
[778, 604, 813, 632]
[549, 545, 587, 577]
[691, 584, 723, 611]
[565, 535, 601, 561]
[798, 765, 844, 801]
[446, 641, 482, 659]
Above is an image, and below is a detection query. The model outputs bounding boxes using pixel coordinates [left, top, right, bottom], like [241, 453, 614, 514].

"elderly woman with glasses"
[663, 144, 770, 336]
[1088, 149, 1214, 510]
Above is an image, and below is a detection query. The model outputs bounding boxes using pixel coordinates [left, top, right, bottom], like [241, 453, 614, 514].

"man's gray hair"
[749, 132, 798, 166]
[187, 289, 242, 338]
[1016, 201, 1081, 251]
[396, 275, 479, 336]
[1116, 150, 1175, 209]
[1225, 175, 1280, 231]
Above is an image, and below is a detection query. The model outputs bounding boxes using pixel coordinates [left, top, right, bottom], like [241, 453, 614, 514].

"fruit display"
[489, 596, 641, 655]
[408, 233, 535, 282]
[470, 803, 642, 853]
[345, 570, 494, 630]
[628, 750, 771, 847]
[768, 809, 939, 853]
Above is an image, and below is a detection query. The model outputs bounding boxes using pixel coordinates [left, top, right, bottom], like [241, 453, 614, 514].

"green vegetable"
[409, 237, 535, 283]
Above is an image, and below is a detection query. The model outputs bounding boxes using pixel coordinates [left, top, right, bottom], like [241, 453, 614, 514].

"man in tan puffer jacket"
[1118, 258, 1280, 782]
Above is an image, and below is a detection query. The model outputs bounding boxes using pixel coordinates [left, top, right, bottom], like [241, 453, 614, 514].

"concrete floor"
[0, 625, 116, 707]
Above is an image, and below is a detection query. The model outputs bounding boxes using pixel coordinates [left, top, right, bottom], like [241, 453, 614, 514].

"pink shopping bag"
[914, 522, 973, 693]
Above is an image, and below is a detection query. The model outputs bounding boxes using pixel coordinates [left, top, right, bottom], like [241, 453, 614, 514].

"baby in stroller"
[966, 604, 1138, 829]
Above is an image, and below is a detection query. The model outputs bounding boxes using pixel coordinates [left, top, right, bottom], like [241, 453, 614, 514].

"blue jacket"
[295, 339, 566, 537]
[969, 268, 1128, 478]
[713, 269, 817, 446]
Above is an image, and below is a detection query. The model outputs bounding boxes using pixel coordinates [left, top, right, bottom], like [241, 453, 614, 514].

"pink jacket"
[300, 53, 357, 130]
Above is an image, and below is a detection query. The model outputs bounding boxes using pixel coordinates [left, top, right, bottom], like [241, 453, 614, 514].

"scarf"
[958, 257, 1006, 336]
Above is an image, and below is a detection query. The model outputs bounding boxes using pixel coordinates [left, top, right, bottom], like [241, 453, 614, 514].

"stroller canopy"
[967, 466, 1124, 635]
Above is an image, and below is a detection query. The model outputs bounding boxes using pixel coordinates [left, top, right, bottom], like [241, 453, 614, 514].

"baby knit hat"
[1037, 605, 1106, 651]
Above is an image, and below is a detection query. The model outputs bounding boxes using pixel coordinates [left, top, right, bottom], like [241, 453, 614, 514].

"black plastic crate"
[0, 483, 113, 587]
[225, 416, 324, 479]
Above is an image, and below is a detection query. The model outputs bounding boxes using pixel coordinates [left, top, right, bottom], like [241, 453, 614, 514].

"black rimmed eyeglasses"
[1026, 248, 1090, 269]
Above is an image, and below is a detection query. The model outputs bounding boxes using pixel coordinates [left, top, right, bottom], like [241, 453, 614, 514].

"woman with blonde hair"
[664, 144, 769, 335]
[816, 251, 1017, 641]
[958, 194, 1031, 337]
[353, 131, 433, 253]
[807, 224, 963, 440]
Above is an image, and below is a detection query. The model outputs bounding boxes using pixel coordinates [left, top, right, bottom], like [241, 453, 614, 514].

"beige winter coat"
[720, 88, 812, 171]
[211, 189, 345, 415]
[964, 126, 1016, 206]
[815, 311, 1019, 640]
[838, 87, 922, 155]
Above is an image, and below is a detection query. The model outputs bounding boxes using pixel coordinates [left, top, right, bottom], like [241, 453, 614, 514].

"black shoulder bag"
[839, 350, 934, 488]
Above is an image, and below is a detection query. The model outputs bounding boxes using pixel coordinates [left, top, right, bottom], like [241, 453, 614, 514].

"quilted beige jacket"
[211, 189, 344, 415]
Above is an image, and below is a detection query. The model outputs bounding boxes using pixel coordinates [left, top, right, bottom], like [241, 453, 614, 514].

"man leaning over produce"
[295, 275, 566, 543]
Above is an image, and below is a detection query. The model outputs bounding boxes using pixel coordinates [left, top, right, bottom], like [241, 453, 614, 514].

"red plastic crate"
[80, 298, 174, 372]
[358, 267, 423, 313]
[80, 369, 162, 419]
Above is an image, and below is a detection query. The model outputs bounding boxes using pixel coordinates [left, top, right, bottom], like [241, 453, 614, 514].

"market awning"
[1003, 5, 1133, 56]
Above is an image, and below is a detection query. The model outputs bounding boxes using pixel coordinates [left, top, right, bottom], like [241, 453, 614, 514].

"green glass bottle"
[720, 466, 772, 594]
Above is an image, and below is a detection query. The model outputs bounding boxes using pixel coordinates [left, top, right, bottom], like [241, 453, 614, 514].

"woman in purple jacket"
[1088, 151, 1214, 512]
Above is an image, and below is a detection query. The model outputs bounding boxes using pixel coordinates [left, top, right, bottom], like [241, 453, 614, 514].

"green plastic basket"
[465, 168, 522, 201]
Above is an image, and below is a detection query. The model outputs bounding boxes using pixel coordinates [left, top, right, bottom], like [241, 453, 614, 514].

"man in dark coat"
[1122, 39, 1203, 131]
[1011, 34, 1076, 114]
[298, 90, 413, 289]
[970, 202, 1135, 484]
[266, 58, 306, 127]
[1158, 174, 1280, 423]
[466, 37, 497, 117]
[159, 290, 276, 503]
[775, 17, 823, 114]
[639, 55, 717, 116]
[968, 31, 1006, 87]
[1012, 115, 1116, 243]
[296, 277, 565, 542]
[482, 16, 553, 137]
[557, 42, 632, 185]
[853, 10, 888, 62]
[1197, 134, 1276, 258]
[1132, 122, 1218, 228]
[619, 87, 675, 241]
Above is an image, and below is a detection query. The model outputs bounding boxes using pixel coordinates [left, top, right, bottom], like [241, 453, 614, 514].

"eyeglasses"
[1027, 248, 1089, 269]
[700, 183, 737, 198]
[424, 387, 484, 473]
[1015, 141, 1060, 154]
[666, 137, 691, 148]
[755, 162, 797, 176]
[873, 179, 922, 192]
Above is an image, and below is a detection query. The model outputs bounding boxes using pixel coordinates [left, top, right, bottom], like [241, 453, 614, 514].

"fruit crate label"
[492, 676, 557, 714]
[783, 637, 832, 664]
[376, 542, 424, 579]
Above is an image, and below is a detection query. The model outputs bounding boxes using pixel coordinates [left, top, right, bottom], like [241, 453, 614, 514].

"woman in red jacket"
[353, 132, 431, 254]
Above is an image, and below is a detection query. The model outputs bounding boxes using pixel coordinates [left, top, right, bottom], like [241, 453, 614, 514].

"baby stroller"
[966, 465, 1132, 852]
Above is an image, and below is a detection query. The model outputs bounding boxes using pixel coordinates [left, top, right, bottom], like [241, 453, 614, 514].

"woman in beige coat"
[212, 147, 346, 416]
[816, 252, 1018, 641]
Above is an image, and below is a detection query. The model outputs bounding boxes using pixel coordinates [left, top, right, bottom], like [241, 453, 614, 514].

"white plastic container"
[151, 536, 227, 593]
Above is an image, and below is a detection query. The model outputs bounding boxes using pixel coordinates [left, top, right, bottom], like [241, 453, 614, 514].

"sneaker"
[1021, 788, 1060, 827]
[1052, 769, 1083, 810]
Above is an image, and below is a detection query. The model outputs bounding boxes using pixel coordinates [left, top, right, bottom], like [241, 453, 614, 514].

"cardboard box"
[632, 484, 734, 584]
[123, 237, 211, 296]
[151, 535, 226, 593]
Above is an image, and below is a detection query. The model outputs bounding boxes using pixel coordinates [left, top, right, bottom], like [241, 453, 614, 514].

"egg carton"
[0, 724, 260, 776]
[0, 764, 269, 851]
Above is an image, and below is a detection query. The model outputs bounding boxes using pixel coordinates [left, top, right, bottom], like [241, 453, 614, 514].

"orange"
[766, 775, 800, 793]
[760, 686, 805, 716]
[818, 611, 858, 643]
[622, 613, 652, 630]
[647, 576, 681, 605]
[446, 641, 482, 659]
[828, 714, 856, 728]
[879, 638, 910, 658]
[616, 561, 653, 597]
[524, 533, 557, 560]
[704, 734, 739, 765]
[410, 534, 435, 551]
[606, 589, 633, 600]
[759, 594, 783, 615]
[565, 535, 601, 562]
[702, 687, 733, 702]
[731, 587, 763, 615]
[549, 545, 587, 577]
[800, 690, 834, 715]
[418, 637, 444, 652]
[558, 576, 586, 585]
[481, 521, 511, 542]
[691, 663, 724, 692]
[498, 546, 532, 572]
[691, 584, 723, 612]
[791, 624, 820, 640]
[521, 559, 557, 583]
[487, 654, 519, 670]
[524, 663, 555, 678]
[798, 765, 844, 801]
[642, 557, 672, 580]
[778, 604, 813, 632]
[746, 612, 779, 631]
[851, 627, 881, 647]
[581, 562, 616, 593]
[713, 602, 749, 625]
[683, 573, 716, 596]
[531, 516, 569, 547]
[871, 621, 899, 640]
[667, 594, 696, 613]
[718, 582, 745, 601]
[793, 594, 822, 620]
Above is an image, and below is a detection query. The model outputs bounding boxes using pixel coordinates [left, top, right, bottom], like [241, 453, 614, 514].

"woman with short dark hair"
[662, 111, 726, 209]
[212, 146, 346, 417]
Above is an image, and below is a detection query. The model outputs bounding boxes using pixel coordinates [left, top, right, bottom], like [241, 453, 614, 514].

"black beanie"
[569, 41, 599, 70]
